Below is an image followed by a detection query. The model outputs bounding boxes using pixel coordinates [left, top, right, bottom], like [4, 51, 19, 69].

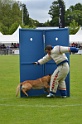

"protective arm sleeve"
[70, 47, 79, 53]
[59, 46, 79, 53]
[38, 54, 51, 65]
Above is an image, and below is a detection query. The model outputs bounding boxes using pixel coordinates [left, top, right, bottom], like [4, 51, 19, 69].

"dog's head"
[41, 74, 52, 84]
[48, 74, 52, 77]
[44, 74, 52, 83]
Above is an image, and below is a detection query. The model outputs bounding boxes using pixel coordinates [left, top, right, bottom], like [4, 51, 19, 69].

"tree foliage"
[69, 20, 80, 34]
[0, 0, 39, 34]
[48, 1, 82, 34]
[1, 0, 82, 34]
[48, 0, 65, 26]
[23, 4, 29, 25]
[48, 0, 59, 26]
[65, 3, 82, 26]
[0, 0, 22, 34]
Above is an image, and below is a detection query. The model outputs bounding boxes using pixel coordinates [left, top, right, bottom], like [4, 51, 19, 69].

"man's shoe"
[62, 96, 67, 98]
[47, 93, 55, 98]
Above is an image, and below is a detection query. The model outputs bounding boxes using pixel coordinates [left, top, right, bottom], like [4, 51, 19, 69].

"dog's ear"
[48, 74, 51, 76]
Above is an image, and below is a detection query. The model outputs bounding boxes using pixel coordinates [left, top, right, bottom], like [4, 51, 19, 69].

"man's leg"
[47, 63, 69, 98]
[58, 80, 67, 97]
[57, 63, 69, 97]
[47, 69, 59, 97]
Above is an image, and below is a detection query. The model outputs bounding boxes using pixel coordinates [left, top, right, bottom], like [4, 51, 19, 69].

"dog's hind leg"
[21, 89, 28, 97]
[21, 83, 32, 97]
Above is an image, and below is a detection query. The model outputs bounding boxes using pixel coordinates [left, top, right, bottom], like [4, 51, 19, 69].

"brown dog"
[16, 75, 51, 97]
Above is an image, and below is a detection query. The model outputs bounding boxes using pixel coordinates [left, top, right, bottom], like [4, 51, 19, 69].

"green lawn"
[0, 55, 82, 124]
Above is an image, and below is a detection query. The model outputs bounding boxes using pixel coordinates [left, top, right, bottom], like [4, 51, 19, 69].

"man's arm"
[59, 46, 79, 53]
[34, 54, 51, 65]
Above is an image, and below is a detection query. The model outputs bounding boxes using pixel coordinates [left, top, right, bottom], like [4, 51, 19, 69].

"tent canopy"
[0, 32, 3, 36]
[69, 27, 82, 43]
[0, 25, 21, 44]
[1, 26, 82, 44]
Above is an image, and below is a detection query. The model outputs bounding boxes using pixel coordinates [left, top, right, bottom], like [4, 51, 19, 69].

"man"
[34, 45, 79, 98]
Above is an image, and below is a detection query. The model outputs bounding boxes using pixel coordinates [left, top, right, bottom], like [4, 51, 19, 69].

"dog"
[16, 74, 51, 97]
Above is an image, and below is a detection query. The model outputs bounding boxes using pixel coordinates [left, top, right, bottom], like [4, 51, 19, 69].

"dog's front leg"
[44, 85, 50, 93]
[44, 87, 50, 93]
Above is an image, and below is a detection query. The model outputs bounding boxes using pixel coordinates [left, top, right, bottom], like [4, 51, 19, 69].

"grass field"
[0, 55, 82, 124]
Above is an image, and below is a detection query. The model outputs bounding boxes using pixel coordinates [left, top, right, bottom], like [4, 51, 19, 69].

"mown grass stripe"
[0, 103, 82, 108]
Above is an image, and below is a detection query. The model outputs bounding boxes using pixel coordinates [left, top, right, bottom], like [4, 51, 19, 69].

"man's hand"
[33, 62, 40, 65]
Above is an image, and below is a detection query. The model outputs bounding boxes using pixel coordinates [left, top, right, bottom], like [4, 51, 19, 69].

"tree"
[43, 20, 51, 26]
[69, 20, 80, 34]
[28, 18, 39, 28]
[0, 0, 22, 34]
[72, 3, 82, 11]
[65, 3, 82, 26]
[48, 0, 59, 26]
[9, 22, 19, 34]
[0, 3, 12, 34]
[11, 2, 22, 24]
[48, 0, 65, 26]
[48, 1, 82, 27]
[23, 4, 29, 25]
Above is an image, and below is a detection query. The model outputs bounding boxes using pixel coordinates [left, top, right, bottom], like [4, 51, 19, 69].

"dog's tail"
[16, 83, 22, 97]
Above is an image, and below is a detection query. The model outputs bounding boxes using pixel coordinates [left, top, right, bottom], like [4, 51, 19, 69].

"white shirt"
[38, 45, 70, 65]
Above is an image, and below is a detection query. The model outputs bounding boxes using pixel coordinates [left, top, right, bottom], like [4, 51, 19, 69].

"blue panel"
[45, 28, 70, 96]
[44, 63, 56, 75]
[45, 28, 69, 46]
[19, 29, 44, 62]
[20, 64, 44, 81]
[19, 28, 70, 97]
[19, 29, 45, 97]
